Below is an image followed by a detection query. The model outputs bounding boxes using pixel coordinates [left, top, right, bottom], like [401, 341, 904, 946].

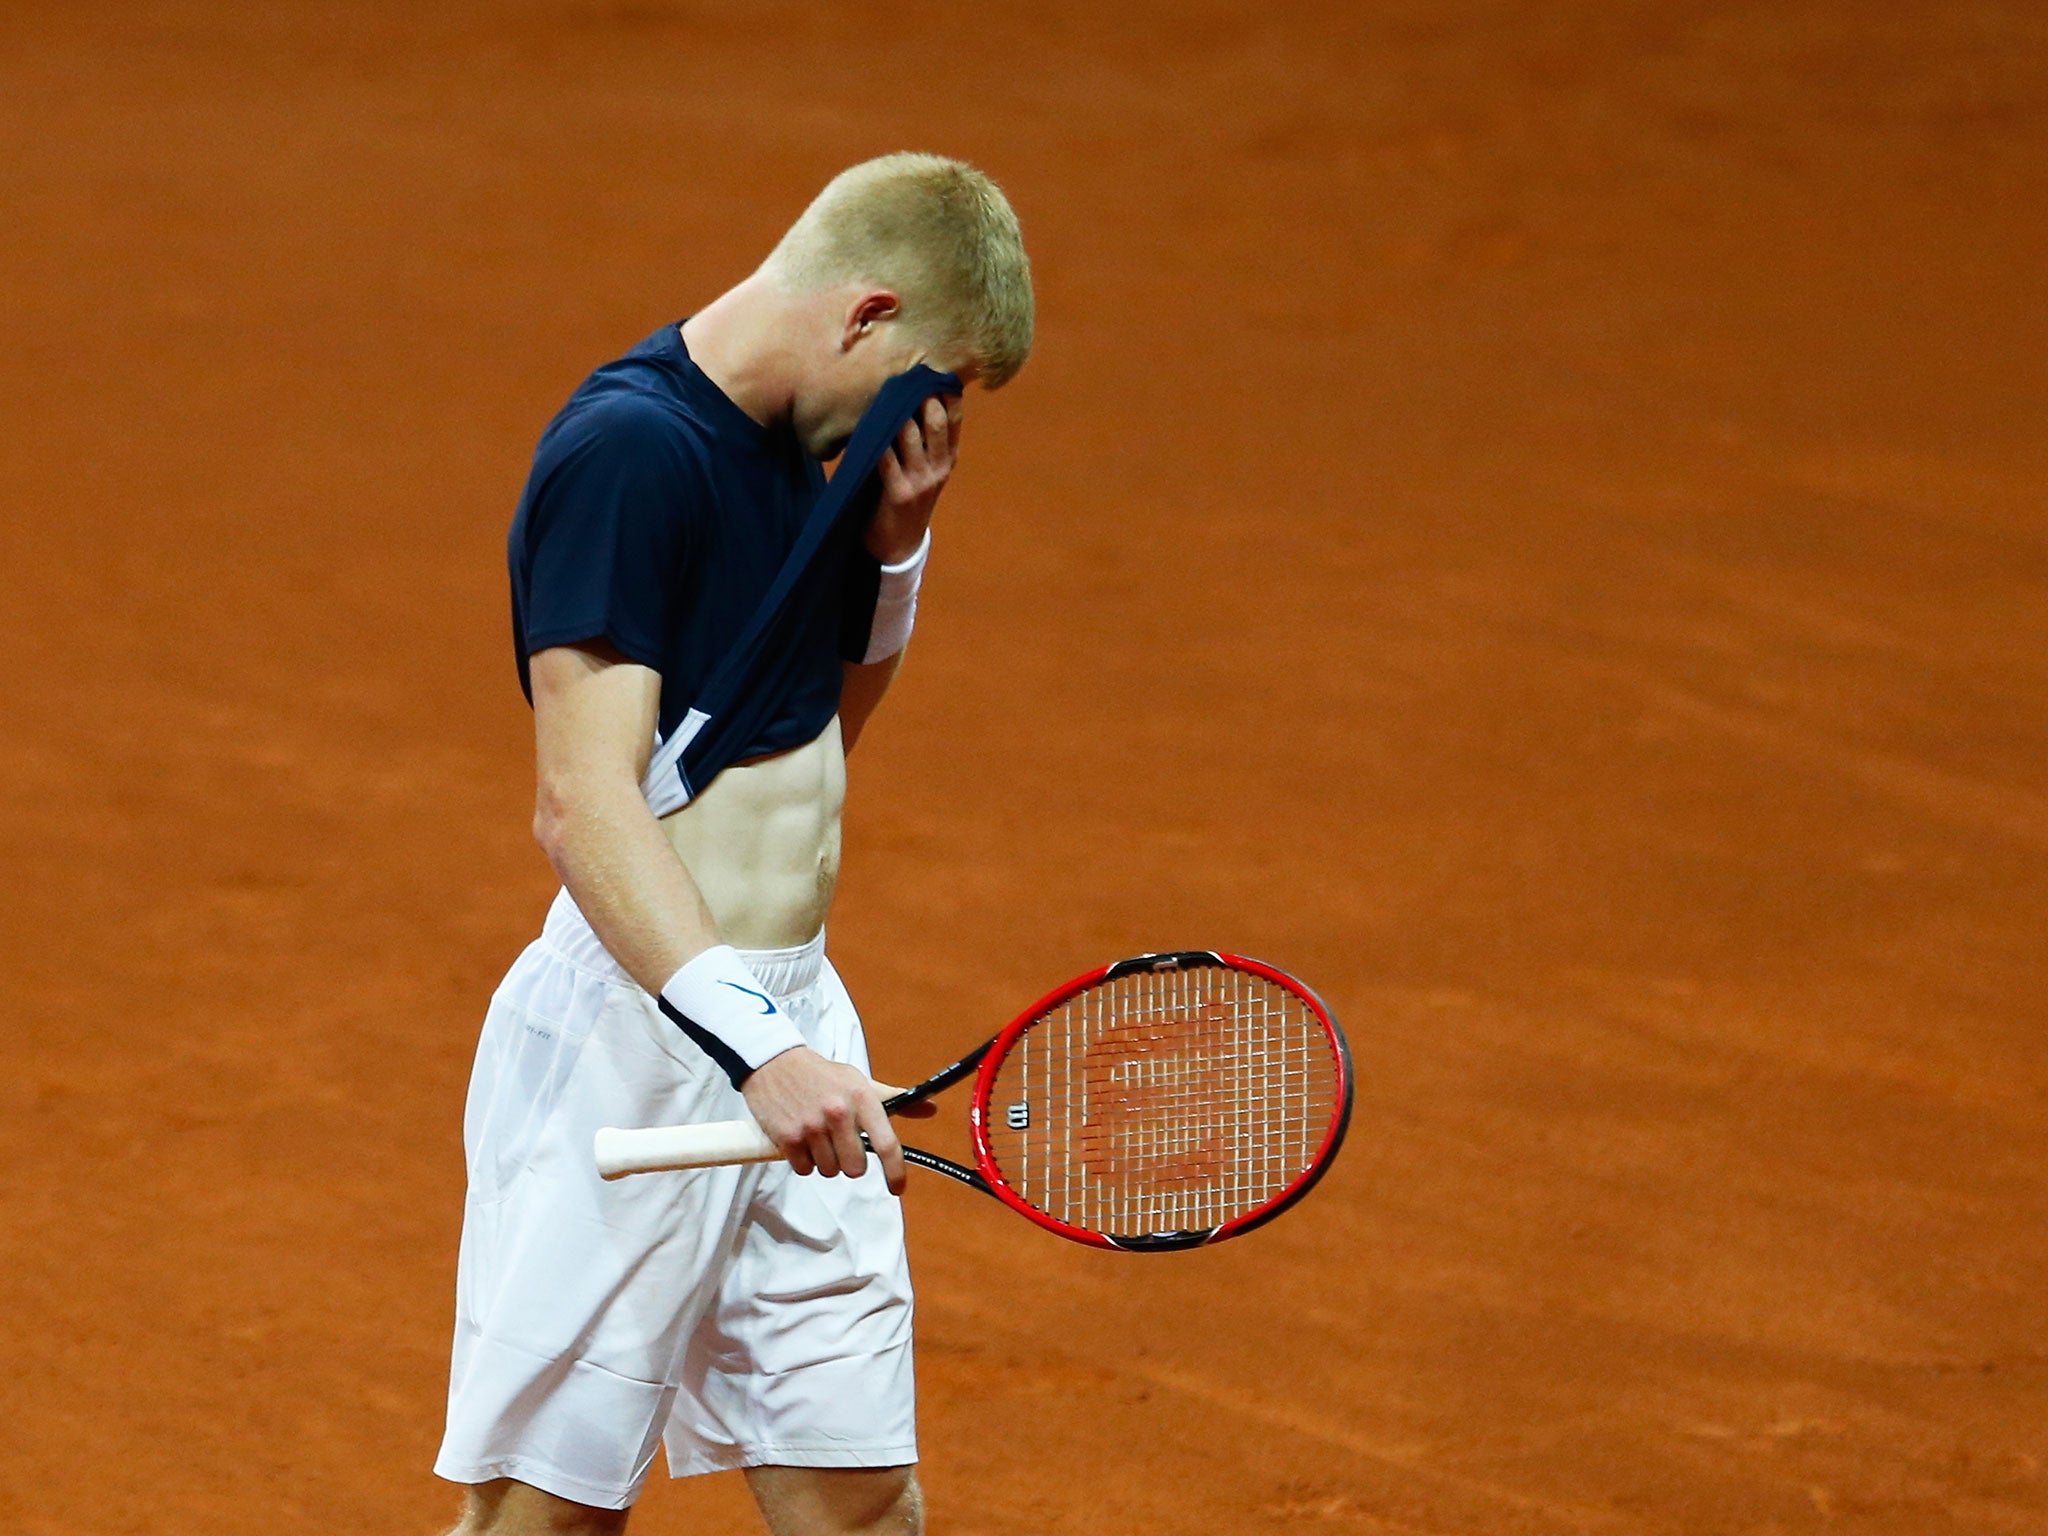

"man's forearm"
[839, 520, 929, 751]
[534, 769, 721, 995]
[838, 653, 905, 752]
[539, 772, 813, 1085]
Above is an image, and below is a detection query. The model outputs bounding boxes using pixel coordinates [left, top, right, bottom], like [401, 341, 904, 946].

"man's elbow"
[532, 757, 649, 867]
[531, 774, 591, 872]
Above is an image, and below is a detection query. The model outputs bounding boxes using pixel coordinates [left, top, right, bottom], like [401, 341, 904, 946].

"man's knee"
[447, 1477, 632, 1536]
[746, 1464, 923, 1536]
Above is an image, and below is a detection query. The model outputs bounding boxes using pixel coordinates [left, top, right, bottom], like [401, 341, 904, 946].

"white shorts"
[434, 889, 917, 1510]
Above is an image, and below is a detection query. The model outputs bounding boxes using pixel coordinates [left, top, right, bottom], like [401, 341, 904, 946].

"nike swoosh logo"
[716, 980, 777, 1014]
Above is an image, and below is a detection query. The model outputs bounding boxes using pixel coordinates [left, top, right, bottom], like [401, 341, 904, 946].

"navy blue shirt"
[509, 322, 878, 759]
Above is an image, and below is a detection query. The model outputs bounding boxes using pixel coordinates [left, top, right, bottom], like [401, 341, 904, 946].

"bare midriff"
[659, 715, 846, 950]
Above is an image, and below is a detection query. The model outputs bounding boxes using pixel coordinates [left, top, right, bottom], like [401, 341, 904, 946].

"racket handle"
[595, 1119, 780, 1180]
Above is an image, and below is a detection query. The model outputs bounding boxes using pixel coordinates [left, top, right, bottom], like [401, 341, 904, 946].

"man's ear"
[841, 289, 902, 352]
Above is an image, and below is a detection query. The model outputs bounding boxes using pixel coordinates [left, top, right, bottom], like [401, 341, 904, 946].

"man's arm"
[838, 654, 904, 753]
[837, 393, 962, 751]
[531, 641, 719, 985]
[529, 641, 906, 1189]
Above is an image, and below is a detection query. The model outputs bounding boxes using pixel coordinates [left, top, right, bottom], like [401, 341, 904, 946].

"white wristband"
[657, 945, 806, 1087]
[861, 530, 929, 664]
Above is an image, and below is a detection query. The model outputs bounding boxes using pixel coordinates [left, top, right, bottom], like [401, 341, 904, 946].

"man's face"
[792, 294, 975, 461]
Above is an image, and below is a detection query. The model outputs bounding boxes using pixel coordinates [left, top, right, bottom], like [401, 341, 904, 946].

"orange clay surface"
[2, 4, 2044, 1533]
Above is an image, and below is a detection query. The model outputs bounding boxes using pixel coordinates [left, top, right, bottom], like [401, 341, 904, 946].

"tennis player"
[435, 155, 1033, 1535]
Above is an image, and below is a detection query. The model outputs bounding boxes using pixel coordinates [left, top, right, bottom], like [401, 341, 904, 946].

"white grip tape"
[595, 1119, 781, 1180]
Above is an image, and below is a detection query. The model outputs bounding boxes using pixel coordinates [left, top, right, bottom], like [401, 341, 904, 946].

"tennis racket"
[594, 950, 1353, 1252]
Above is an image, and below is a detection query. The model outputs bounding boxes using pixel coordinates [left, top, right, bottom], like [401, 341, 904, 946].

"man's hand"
[866, 394, 963, 564]
[741, 1046, 916, 1193]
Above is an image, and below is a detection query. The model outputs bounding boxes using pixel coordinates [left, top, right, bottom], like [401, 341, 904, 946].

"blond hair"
[765, 153, 1034, 388]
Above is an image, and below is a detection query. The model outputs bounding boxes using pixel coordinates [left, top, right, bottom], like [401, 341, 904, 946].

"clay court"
[3, 2, 2044, 1531]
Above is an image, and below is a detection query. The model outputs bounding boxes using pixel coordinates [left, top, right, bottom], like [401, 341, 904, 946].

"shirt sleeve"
[520, 399, 703, 673]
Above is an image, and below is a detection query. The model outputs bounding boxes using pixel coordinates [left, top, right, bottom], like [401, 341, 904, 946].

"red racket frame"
[956, 951, 1354, 1252]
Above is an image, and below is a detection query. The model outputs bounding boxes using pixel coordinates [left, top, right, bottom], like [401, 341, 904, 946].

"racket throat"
[902, 1146, 992, 1193]
[1102, 1228, 1215, 1253]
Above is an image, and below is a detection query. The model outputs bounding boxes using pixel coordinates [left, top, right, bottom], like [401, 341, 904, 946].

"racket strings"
[983, 965, 1339, 1239]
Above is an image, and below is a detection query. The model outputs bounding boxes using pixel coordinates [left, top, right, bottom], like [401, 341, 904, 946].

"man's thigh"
[437, 930, 760, 1509]
[662, 958, 918, 1476]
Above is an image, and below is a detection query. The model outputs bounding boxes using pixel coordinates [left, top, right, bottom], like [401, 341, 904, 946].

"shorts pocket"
[464, 946, 608, 1202]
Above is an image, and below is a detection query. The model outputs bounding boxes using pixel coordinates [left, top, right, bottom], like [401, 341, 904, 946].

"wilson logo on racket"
[594, 951, 1354, 1253]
